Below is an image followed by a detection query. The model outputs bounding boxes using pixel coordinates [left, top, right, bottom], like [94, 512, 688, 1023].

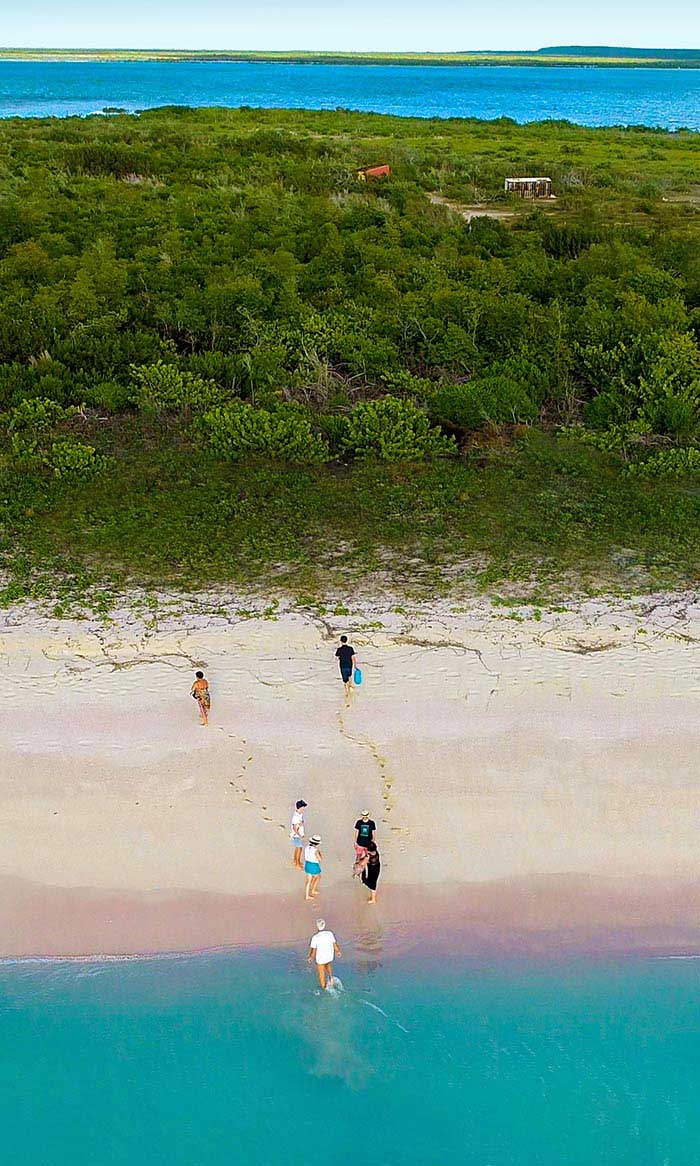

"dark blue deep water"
[2, 950, 700, 1165]
[0, 60, 700, 127]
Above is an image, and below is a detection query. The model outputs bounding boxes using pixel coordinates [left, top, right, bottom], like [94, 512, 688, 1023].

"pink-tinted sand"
[6, 597, 700, 961]
[3, 873, 700, 960]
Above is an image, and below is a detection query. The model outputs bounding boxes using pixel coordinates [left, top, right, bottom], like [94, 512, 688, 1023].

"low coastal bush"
[130, 362, 227, 414]
[638, 334, 700, 438]
[558, 420, 651, 456]
[197, 401, 330, 464]
[4, 107, 700, 594]
[343, 397, 457, 460]
[429, 376, 538, 431]
[316, 412, 351, 456]
[82, 380, 134, 413]
[7, 397, 77, 434]
[5, 398, 81, 463]
[626, 447, 700, 478]
[46, 438, 111, 480]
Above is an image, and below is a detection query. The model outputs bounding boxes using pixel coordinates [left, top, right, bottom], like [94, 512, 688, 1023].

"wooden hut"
[357, 164, 391, 181]
[504, 177, 553, 199]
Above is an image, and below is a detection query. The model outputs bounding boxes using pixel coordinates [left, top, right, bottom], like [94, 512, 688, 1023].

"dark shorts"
[340, 666, 352, 683]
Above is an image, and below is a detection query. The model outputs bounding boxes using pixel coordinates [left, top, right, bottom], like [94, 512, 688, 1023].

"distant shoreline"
[1, 48, 700, 69]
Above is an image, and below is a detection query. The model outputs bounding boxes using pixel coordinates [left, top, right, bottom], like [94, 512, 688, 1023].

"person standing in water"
[335, 635, 358, 706]
[308, 919, 341, 991]
[190, 670, 210, 726]
[290, 799, 307, 870]
[304, 835, 323, 901]
[359, 840, 381, 905]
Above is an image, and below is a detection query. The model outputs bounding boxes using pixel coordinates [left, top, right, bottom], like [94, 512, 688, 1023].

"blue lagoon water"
[1, 60, 700, 128]
[2, 947, 700, 1164]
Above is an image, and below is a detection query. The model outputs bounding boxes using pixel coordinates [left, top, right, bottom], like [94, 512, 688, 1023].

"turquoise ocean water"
[1, 60, 700, 127]
[2, 946, 700, 1164]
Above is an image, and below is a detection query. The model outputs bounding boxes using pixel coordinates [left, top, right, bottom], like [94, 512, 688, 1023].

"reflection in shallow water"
[354, 921, 384, 976]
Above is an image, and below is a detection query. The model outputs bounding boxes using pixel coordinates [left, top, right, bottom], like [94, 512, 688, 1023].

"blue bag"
[354, 667, 363, 686]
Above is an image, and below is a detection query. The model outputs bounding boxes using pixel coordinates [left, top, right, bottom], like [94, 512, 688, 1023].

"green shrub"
[626, 447, 700, 478]
[380, 370, 436, 400]
[644, 393, 699, 440]
[4, 398, 78, 464]
[559, 420, 650, 454]
[82, 380, 134, 413]
[0, 362, 36, 408]
[336, 334, 401, 379]
[68, 142, 150, 178]
[429, 375, 538, 431]
[584, 390, 630, 430]
[130, 362, 226, 414]
[186, 351, 240, 394]
[317, 413, 351, 456]
[7, 397, 76, 434]
[198, 401, 330, 464]
[638, 333, 700, 438]
[46, 438, 111, 480]
[343, 397, 457, 460]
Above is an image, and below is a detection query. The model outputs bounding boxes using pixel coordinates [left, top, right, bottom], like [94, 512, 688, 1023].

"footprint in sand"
[228, 779, 253, 804]
[336, 709, 410, 838]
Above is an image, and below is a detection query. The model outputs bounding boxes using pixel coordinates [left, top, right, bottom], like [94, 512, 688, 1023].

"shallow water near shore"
[1, 60, 700, 127]
[2, 946, 699, 1164]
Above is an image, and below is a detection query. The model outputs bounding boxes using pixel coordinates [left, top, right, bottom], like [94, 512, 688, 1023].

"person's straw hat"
[310, 834, 322, 844]
[316, 919, 326, 930]
[361, 809, 370, 817]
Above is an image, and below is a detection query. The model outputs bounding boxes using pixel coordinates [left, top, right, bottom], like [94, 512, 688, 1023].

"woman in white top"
[304, 835, 323, 901]
[290, 799, 307, 870]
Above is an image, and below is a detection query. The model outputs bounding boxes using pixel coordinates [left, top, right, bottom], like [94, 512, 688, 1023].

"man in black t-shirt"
[335, 635, 357, 705]
[354, 810, 376, 856]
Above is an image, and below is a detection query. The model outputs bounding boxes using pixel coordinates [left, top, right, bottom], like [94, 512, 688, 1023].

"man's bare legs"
[316, 962, 332, 990]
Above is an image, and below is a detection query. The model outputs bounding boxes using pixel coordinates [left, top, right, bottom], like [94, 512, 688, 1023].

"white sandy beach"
[2, 590, 700, 955]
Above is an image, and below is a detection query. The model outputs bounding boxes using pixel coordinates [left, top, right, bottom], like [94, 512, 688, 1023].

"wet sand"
[2, 590, 700, 956]
[3, 873, 700, 961]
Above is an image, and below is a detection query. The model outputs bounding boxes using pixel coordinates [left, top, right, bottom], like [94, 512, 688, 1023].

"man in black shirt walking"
[335, 635, 358, 706]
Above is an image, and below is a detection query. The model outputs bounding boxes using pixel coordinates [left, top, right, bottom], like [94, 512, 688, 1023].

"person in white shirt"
[308, 919, 341, 990]
[290, 799, 307, 870]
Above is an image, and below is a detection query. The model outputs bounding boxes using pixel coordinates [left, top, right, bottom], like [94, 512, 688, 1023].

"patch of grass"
[3, 427, 700, 604]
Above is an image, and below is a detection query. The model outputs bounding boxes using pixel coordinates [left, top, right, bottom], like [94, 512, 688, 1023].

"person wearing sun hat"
[304, 835, 323, 901]
[354, 809, 376, 858]
[308, 918, 341, 990]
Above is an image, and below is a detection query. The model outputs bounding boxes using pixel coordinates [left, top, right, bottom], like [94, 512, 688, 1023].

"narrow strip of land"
[2, 47, 700, 67]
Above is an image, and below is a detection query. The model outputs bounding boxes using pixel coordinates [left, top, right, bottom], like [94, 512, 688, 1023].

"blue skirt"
[304, 861, 321, 876]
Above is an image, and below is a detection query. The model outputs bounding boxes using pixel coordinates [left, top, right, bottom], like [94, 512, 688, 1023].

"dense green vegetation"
[2, 106, 700, 605]
[3, 47, 700, 68]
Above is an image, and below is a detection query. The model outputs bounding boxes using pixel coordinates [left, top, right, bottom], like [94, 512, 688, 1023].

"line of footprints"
[219, 720, 411, 850]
